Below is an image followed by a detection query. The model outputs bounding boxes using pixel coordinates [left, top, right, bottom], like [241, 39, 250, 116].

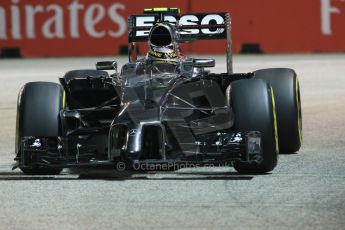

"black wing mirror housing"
[96, 61, 118, 71]
[193, 59, 215, 68]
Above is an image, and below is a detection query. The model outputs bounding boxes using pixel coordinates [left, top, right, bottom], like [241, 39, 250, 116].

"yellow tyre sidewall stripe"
[296, 77, 302, 145]
[62, 90, 66, 109]
[270, 86, 279, 154]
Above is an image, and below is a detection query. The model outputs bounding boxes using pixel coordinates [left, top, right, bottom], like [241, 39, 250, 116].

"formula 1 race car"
[13, 8, 302, 175]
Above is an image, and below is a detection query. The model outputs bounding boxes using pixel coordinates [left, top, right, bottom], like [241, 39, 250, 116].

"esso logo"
[135, 14, 225, 37]
[179, 14, 225, 35]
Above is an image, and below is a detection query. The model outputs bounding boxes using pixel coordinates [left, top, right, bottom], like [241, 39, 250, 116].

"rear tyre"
[254, 68, 302, 153]
[16, 82, 64, 175]
[229, 79, 278, 174]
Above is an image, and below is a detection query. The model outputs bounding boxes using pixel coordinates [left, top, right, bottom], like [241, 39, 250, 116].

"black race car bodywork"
[14, 8, 302, 174]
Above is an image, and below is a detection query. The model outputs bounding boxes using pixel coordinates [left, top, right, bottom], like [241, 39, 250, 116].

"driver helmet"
[147, 23, 180, 73]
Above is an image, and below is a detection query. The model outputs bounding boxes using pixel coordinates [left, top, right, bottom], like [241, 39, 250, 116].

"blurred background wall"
[0, 0, 344, 57]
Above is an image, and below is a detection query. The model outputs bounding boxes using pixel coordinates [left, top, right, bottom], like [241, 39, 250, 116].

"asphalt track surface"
[0, 54, 344, 230]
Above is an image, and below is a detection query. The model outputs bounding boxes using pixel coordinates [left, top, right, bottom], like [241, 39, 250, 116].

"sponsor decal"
[0, 0, 127, 40]
[134, 13, 226, 37]
[321, 0, 342, 35]
[0, 0, 344, 56]
[166, 52, 177, 58]
[129, 129, 137, 136]
[148, 49, 163, 58]
[148, 49, 177, 59]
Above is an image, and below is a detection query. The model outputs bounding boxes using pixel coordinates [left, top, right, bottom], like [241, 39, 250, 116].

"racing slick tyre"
[229, 79, 279, 174]
[254, 68, 302, 153]
[16, 82, 64, 175]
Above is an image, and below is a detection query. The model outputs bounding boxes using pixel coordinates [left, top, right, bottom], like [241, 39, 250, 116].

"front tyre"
[229, 79, 278, 174]
[16, 82, 64, 175]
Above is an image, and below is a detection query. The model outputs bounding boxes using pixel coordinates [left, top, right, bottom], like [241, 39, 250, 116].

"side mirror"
[193, 59, 215, 68]
[96, 61, 117, 71]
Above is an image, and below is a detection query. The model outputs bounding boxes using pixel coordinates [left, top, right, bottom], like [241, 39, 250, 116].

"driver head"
[147, 23, 180, 65]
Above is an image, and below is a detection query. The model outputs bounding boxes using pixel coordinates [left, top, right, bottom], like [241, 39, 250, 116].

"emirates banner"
[0, 0, 344, 57]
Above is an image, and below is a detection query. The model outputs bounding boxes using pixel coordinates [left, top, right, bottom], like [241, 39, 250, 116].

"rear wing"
[127, 10, 233, 73]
